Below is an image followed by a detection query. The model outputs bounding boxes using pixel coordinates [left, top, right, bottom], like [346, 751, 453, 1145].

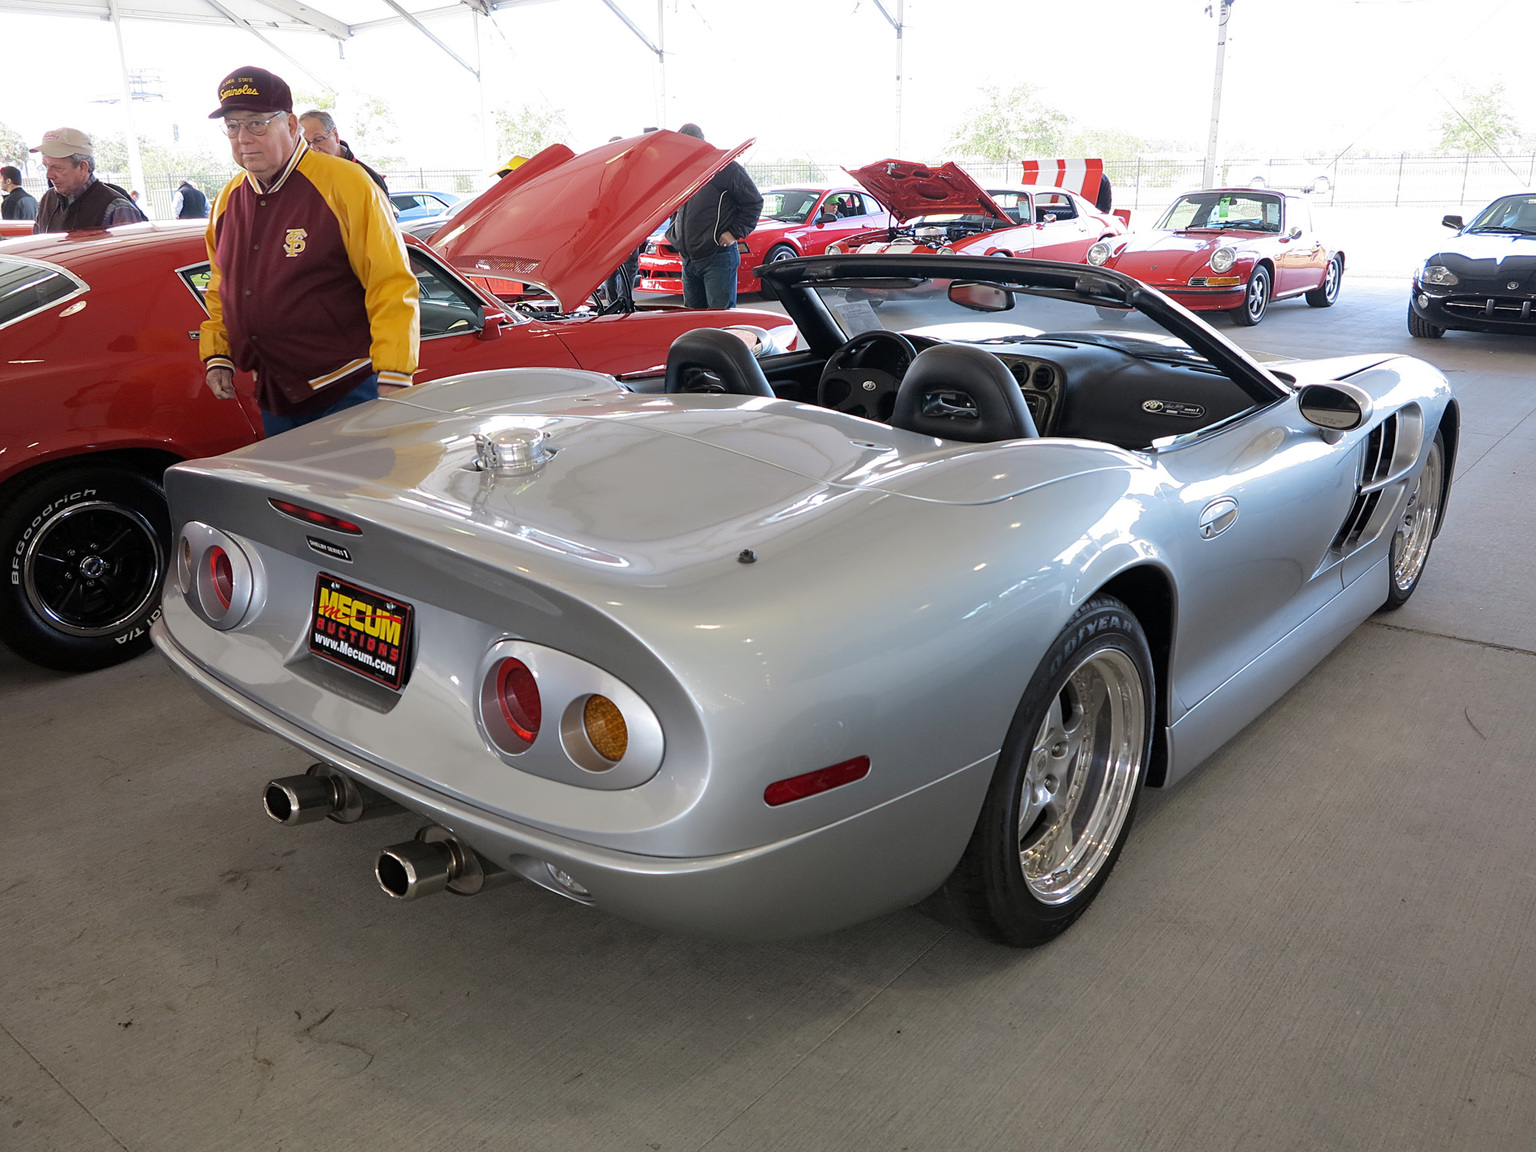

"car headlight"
[1209, 246, 1238, 274]
[937, 245, 955, 255]
[825, 242, 845, 255]
[1086, 241, 1111, 266]
[1420, 264, 1458, 286]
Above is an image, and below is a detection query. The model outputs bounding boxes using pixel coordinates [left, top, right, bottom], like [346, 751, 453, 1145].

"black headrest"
[664, 327, 775, 396]
[889, 344, 1038, 443]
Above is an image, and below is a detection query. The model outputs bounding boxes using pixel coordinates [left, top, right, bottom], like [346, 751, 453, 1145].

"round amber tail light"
[582, 695, 628, 763]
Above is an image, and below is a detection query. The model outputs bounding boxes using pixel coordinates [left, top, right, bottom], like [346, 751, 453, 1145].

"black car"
[1410, 193, 1536, 338]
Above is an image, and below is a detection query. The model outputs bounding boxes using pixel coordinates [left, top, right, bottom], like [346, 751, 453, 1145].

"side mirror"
[947, 280, 1014, 312]
[477, 308, 507, 340]
[1286, 225, 1303, 240]
[1442, 214, 1464, 230]
[1297, 382, 1372, 434]
[816, 210, 837, 226]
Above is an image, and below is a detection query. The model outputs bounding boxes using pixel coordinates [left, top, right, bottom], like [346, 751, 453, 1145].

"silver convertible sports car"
[152, 254, 1457, 946]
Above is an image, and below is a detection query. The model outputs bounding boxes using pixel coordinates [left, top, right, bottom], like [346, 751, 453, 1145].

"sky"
[2, 0, 1534, 183]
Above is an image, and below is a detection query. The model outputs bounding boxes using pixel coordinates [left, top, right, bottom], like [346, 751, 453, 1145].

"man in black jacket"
[665, 123, 762, 309]
[30, 128, 146, 233]
[1, 167, 37, 220]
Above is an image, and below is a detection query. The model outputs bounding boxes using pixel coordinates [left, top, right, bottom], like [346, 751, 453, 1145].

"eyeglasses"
[305, 130, 334, 146]
[222, 112, 287, 138]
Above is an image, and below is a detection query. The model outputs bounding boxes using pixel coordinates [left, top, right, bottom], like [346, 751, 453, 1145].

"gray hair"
[63, 153, 93, 172]
[299, 109, 337, 133]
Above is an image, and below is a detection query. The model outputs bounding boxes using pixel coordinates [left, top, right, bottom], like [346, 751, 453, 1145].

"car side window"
[1037, 194, 1076, 222]
[411, 250, 486, 338]
[1286, 198, 1313, 234]
[860, 194, 883, 217]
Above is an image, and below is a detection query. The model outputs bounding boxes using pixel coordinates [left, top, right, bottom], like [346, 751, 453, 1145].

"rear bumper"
[152, 618, 991, 941]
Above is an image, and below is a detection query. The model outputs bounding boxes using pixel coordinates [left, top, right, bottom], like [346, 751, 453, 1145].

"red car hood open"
[433, 130, 751, 311]
[844, 159, 1013, 224]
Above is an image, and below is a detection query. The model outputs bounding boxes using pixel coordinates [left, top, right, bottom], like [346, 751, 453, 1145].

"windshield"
[1159, 191, 1282, 233]
[1467, 194, 1536, 234]
[811, 277, 1209, 365]
[985, 190, 1029, 224]
[761, 190, 821, 224]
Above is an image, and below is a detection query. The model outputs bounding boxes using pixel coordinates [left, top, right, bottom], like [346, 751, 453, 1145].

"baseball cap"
[208, 66, 293, 119]
[31, 128, 93, 159]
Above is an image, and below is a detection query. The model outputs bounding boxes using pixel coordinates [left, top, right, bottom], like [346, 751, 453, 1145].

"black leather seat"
[889, 344, 1038, 443]
[664, 328, 775, 396]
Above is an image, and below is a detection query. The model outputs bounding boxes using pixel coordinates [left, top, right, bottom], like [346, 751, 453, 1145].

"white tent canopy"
[0, 0, 670, 202]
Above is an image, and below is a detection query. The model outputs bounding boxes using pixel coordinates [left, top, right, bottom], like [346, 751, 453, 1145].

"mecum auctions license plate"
[308, 573, 413, 690]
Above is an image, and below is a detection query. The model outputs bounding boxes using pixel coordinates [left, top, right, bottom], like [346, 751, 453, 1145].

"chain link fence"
[18, 153, 1536, 221]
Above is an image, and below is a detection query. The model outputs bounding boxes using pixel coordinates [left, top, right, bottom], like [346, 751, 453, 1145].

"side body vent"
[1332, 414, 1400, 551]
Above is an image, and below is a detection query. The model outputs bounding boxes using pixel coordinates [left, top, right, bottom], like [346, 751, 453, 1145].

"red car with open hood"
[637, 185, 894, 296]
[0, 131, 790, 672]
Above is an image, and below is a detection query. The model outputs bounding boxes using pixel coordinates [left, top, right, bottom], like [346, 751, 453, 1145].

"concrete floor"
[3, 278, 1534, 1151]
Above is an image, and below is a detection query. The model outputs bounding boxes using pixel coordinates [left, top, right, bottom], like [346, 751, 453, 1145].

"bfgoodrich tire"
[0, 465, 171, 672]
[937, 595, 1154, 946]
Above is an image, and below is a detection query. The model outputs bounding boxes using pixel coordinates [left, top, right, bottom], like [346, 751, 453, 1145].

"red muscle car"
[827, 160, 1124, 262]
[0, 131, 790, 672]
[1084, 188, 1343, 326]
[637, 185, 893, 295]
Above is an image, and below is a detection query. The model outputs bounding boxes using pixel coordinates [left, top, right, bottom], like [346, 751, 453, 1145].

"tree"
[493, 102, 569, 164]
[1437, 82, 1520, 153]
[0, 121, 27, 168]
[947, 84, 1070, 162]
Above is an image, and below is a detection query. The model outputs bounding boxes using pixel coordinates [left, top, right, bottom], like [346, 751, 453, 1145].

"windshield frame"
[1466, 194, 1536, 235]
[759, 188, 824, 225]
[1157, 190, 1284, 234]
[757, 252, 1290, 407]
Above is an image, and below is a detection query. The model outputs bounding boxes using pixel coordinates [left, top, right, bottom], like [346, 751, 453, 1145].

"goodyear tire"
[937, 595, 1153, 946]
[0, 465, 171, 672]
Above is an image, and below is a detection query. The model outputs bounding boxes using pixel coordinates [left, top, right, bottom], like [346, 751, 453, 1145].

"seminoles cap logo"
[209, 65, 293, 119]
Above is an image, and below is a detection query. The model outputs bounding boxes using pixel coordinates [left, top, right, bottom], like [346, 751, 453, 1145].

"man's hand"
[204, 365, 236, 400]
[720, 231, 737, 246]
[377, 382, 410, 397]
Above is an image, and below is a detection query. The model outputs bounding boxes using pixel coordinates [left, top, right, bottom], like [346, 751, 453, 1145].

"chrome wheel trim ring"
[22, 500, 164, 637]
[1246, 272, 1268, 320]
[1324, 258, 1340, 301]
[1392, 439, 1445, 594]
[1017, 647, 1146, 905]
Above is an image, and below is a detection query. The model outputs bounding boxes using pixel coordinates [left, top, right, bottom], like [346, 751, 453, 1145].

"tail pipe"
[375, 825, 512, 900]
[264, 764, 405, 826]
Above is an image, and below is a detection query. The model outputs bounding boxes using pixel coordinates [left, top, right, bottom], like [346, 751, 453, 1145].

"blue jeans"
[261, 375, 379, 437]
[681, 245, 740, 309]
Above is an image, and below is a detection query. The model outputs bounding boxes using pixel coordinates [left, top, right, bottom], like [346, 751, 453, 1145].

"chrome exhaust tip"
[375, 825, 509, 900]
[263, 764, 404, 826]
[264, 773, 340, 825]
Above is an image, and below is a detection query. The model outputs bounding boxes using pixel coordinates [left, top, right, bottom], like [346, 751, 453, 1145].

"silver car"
[152, 254, 1456, 945]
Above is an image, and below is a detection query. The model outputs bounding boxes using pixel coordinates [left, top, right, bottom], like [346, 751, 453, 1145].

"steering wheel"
[816, 330, 918, 422]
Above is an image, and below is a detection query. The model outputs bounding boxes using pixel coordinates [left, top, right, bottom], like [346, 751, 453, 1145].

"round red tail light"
[209, 546, 234, 610]
[494, 658, 542, 745]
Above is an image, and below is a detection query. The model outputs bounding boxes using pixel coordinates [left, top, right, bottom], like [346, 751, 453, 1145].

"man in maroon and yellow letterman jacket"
[199, 66, 419, 436]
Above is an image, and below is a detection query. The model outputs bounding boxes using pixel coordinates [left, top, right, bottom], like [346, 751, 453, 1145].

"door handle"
[1199, 497, 1239, 539]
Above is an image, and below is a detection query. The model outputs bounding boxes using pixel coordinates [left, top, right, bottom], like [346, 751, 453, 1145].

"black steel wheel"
[1231, 265, 1271, 326]
[938, 595, 1153, 947]
[0, 464, 171, 671]
[1407, 303, 1446, 339]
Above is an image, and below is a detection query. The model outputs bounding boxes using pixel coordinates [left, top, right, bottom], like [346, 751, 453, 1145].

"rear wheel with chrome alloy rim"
[938, 595, 1153, 946]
